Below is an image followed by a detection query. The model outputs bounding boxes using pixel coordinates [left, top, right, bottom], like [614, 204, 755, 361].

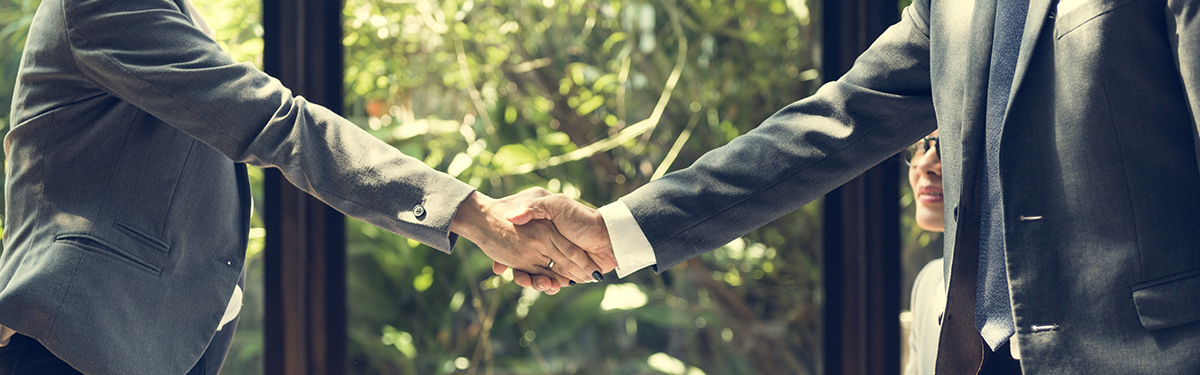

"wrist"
[593, 212, 613, 254]
[450, 191, 495, 243]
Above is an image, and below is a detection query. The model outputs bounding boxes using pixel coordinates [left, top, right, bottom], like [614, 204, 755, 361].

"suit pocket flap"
[1131, 268, 1200, 331]
[54, 233, 163, 275]
[1054, 0, 1138, 38]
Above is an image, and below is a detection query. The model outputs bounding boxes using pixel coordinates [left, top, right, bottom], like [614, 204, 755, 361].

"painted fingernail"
[568, 280, 576, 286]
[592, 271, 604, 281]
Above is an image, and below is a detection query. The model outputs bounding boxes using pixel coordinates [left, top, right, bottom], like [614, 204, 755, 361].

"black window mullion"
[261, 0, 347, 374]
[821, 1, 903, 374]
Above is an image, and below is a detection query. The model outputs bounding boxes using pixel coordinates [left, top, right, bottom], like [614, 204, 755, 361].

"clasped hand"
[451, 188, 616, 294]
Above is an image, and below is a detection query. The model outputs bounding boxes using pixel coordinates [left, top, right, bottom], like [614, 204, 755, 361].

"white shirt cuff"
[598, 201, 657, 278]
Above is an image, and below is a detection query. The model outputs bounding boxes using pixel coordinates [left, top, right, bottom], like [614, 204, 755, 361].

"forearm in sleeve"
[621, 3, 938, 271]
[64, 0, 475, 251]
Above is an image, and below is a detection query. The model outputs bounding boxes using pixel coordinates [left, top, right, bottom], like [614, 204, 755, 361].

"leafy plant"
[337, 1, 825, 374]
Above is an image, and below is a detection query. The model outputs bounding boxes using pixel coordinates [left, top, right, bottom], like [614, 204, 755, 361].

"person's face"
[908, 130, 944, 232]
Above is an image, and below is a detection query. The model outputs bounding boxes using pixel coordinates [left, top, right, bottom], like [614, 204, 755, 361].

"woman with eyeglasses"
[904, 130, 944, 375]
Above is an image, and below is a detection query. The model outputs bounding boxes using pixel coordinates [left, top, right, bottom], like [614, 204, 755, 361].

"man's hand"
[494, 189, 618, 290]
[449, 190, 601, 294]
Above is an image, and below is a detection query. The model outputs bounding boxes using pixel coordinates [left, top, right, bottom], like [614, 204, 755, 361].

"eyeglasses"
[904, 136, 940, 166]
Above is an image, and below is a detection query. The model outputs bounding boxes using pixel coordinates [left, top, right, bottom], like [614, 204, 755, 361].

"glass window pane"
[342, 1, 824, 374]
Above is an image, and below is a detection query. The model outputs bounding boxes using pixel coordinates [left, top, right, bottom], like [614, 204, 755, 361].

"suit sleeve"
[61, 0, 475, 252]
[619, 2, 938, 271]
[1167, 0, 1200, 173]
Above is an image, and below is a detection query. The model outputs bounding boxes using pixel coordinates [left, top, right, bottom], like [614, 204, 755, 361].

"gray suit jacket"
[1, 0, 475, 373]
[621, 0, 1200, 373]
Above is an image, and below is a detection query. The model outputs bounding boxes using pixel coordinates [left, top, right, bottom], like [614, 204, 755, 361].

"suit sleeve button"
[413, 204, 426, 218]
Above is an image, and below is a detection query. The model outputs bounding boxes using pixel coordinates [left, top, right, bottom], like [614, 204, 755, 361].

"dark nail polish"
[592, 271, 604, 281]
[568, 280, 576, 286]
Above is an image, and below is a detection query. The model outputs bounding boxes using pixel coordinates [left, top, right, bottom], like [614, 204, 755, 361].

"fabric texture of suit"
[1, 0, 475, 373]
[619, 0, 1200, 373]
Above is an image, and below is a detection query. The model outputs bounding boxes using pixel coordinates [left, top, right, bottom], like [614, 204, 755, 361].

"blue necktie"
[978, 0, 1028, 351]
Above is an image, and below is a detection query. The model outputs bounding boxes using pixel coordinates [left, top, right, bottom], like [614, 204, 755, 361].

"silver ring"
[546, 260, 555, 270]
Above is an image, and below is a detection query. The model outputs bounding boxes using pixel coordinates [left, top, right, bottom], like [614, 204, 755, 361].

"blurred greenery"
[335, 1, 825, 374]
[0, 0, 936, 374]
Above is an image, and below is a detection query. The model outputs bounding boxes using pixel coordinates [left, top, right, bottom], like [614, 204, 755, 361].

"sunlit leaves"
[412, 266, 435, 292]
[193, 0, 264, 67]
[333, 0, 831, 374]
[599, 283, 648, 310]
[390, 118, 461, 140]
[380, 325, 417, 358]
[601, 31, 627, 54]
[491, 144, 538, 173]
[648, 352, 708, 375]
[445, 153, 473, 177]
[575, 94, 605, 115]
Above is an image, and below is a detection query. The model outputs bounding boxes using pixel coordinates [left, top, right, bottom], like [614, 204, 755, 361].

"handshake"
[448, 188, 620, 294]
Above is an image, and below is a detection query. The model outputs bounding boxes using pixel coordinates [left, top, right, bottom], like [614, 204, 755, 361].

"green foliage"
[339, 1, 826, 374]
[194, 0, 265, 68]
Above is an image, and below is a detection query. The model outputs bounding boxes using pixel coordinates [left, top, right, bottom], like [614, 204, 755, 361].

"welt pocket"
[113, 221, 169, 253]
[54, 233, 162, 275]
[1130, 268, 1200, 331]
[1054, 0, 1139, 39]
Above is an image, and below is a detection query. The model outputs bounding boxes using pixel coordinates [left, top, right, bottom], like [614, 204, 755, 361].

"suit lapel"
[1005, 0, 1055, 121]
[936, 0, 998, 373]
[948, 0, 998, 278]
[956, 0, 1053, 206]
